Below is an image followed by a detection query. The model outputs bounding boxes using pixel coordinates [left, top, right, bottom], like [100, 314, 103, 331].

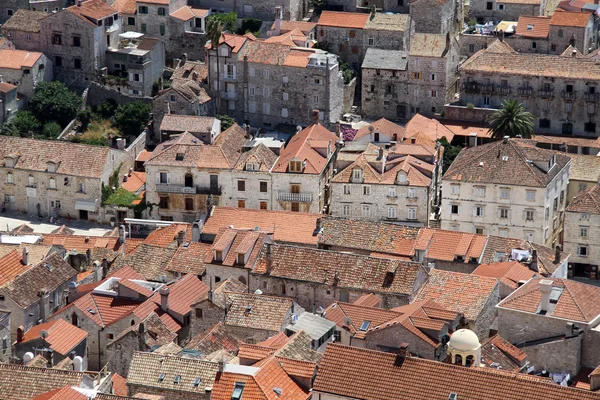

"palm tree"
[206, 19, 223, 109]
[487, 99, 536, 139]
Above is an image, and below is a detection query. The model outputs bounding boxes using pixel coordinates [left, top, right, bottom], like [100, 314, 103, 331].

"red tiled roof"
[276, 356, 317, 379]
[415, 228, 487, 263]
[42, 234, 119, 253]
[224, 293, 292, 332]
[238, 344, 276, 361]
[404, 114, 455, 143]
[208, 228, 267, 268]
[355, 118, 405, 140]
[67, 0, 117, 23]
[566, 184, 600, 214]
[549, 9, 591, 27]
[0, 82, 16, 93]
[413, 269, 498, 321]
[32, 386, 88, 400]
[353, 293, 382, 307]
[169, 5, 209, 20]
[516, 16, 551, 38]
[481, 334, 527, 368]
[318, 11, 369, 29]
[0, 249, 30, 287]
[121, 171, 145, 193]
[111, 373, 128, 396]
[203, 207, 321, 245]
[119, 279, 154, 297]
[21, 319, 87, 355]
[313, 344, 600, 400]
[165, 241, 211, 275]
[0, 49, 42, 69]
[473, 261, 536, 289]
[113, 0, 136, 14]
[270, 20, 317, 34]
[144, 223, 192, 248]
[257, 332, 291, 349]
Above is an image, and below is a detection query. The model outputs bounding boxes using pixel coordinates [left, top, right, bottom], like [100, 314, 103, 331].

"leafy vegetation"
[12, 111, 41, 136]
[309, 0, 326, 15]
[488, 99, 535, 139]
[237, 18, 262, 35]
[102, 164, 123, 204]
[217, 114, 236, 130]
[77, 119, 119, 146]
[439, 136, 461, 173]
[104, 187, 140, 208]
[340, 62, 356, 85]
[29, 81, 82, 127]
[42, 122, 62, 138]
[113, 101, 152, 136]
[207, 12, 237, 32]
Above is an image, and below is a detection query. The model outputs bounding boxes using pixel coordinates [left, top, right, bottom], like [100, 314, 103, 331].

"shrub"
[12, 111, 41, 136]
[114, 101, 152, 136]
[217, 114, 236, 130]
[43, 122, 62, 138]
[29, 81, 82, 127]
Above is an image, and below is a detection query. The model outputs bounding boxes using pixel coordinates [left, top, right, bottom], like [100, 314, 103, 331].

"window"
[255, 181, 266, 193]
[362, 205, 371, 217]
[349, 30, 356, 38]
[473, 206, 484, 217]
[582, 212, 590, 220]
[128, 16, 135, 25]
[74, 58, 81, 69]
[72, 36, 81, 47]
[531, 41, 537, 49]
[539, 119, 551, 129]
[78, 182, 85, 193]
[363, 185, 370, 196]
[159, 196, 168, 209]
[408, 207, 417, 220]
[260, 201, 268, 210]
[7, 172, 13, 184]
[499, 228, 508, 237]
[581, 227, 588, 237]
[408, 188, 416, 198]
[158, 7, 165, 15]
[141, 23, 147, 33]
[578, 245, 588, 257]
[475, 227, 484, 234]
[585, 122, 597, 133]
[483, 96, 491, 106]
[249, 67, 255, 77]
[238, 200, 246, 208]
[26, 33, 32, 41]
[281, 108, 288, 118]
[553, 197, 558, 211]
[263, 103, 270, 115]
[49, 177, 56, 189]
[475, 187, 486, 197]
[388, 207, 396, 219]
[525, 210, 534, 221]
[579, 183, 587, 193]
[139, 5, 148, 13]
[497, 3, 504, 9]
[50, 200, 61, 210]
[388, 187, 396, 197]
[185, 198, 194, 211]
[313, 95, 319, 104]
[499, 188, 510, 199]
[451, 204, 459, 214]
[51, 33, 62, 45]
[263, 69, 269, 79]
[412, 72, 422, 80]
[469, 44, 475, 52]
[291, 202, 300, 212]
[343, 204, 351, 216]
[353, 169, 362, 181]
[106, 333, 114, 340]
[500, 208, 508, 219]
[526, 190, 535, 202]
[487, 1, 493, 9]
[368, 38, 374, 45]
[525, 231, 534, 241]
[237, 180, 245, 191]
[450, 185, 460, 195]
[28, 175, 35, 186]
[289, 160, 302, 172]
[160, 24, 166, 36]
[431, 90, 437, 98]
[195, 308, 203, 318]
[7, 9, 13, 16]
[565, 102, 573, 113]
[344, 185, 351, 195]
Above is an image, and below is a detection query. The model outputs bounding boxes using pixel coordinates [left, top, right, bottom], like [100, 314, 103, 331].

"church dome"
[448, 329, 480, 351]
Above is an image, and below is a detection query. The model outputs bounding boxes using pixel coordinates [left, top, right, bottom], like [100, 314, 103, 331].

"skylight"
[193, 377, 202, 387]
[232, 382, 245, 400]
[158, 373, 165, 382]
[359, 320, 371, 331]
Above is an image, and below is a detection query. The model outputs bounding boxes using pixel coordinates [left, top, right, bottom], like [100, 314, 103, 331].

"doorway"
[27, 197, 37, 214]
[79, 210, 88, 220]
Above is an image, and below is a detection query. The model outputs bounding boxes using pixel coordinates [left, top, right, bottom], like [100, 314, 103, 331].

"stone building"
[565, 154, 600, 204]
[40, 0, 122, 88]
[472, 260, 537, 298]
[167, 6, 209, 60]
[0, 49, 53, 102]
[361, 49, 410, 120]
[441, 138, 571, 247]
[316, 11, 409, 70]
[144, 127, 246, 222]
[0, 82, 18, 123]
[158, 114, 220, 143]
[270, 121, 339, 213]
[105, 34, 165, 97]
[133, 0, 186, 46]
[192, 0, 307, 21]
[412, 269, 499, 338]
[1, 10, 48, 52]
[14, 319, 88, 370]
[410, 0, 463, 37]
[330, 144, 436, 224]
[127, 351, 219, 399]
[249, 243, 428, 310]
[206, 33, 344, 129]
[457, 40, 600, 136]
[0, 136, 127, 221]
[0, 310, 9, 363]
[497, 278, 600, 376]
[548, 10, 597, 55]
[469, 0, 543, 23]
[0, 251, 77, 342]
[324, 296, 461, 360]
[564, 185, 600, 279]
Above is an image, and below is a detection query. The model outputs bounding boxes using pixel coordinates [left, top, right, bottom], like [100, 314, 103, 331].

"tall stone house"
[270, 119, 339, 213]
[441, 138, 571, 247]
[469, 0, 543, 23]
[39, 0, 122, 88]
[206, 33, 344, 129]
[0, 136, 127, 221]
[0, 310, 10, 363]
[0, 49, 53, 102]
[1, 10, 48, 52]
[563, 185, 600, 279]
[191, 0, 307, 21]
[457, 40, 600, 137]
[134, 0, 186, 45]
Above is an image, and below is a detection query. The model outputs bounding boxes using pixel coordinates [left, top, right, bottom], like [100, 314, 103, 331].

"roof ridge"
[507, 140, 545, 186]
[89, 294, 105, 327]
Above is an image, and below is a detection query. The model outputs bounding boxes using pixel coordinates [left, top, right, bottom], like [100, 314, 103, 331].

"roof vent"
[478, 161, 484, 167]
[359, 320, 371, 331]
[502, 156, 508, 161]
[527, 24, 534, 30]
[158, 373, 165, 382]
[193, 378, 202, 387]
[174, 375, 181, 384]
[273, 387, 283, 396]
[449, 394, 458, 400]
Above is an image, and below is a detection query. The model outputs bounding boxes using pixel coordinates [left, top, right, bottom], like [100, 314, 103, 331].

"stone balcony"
[277, 192, 313, 203]
[156, 184, 222, 195]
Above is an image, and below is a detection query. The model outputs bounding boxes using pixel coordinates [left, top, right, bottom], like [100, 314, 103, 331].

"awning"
[75, 199, 98, 212]
[496, 21, 518, 33]
[119, 31, 144, 39]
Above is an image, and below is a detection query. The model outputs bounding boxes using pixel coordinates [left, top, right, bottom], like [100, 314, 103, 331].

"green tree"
[237, 18, 262, 35]
[310, 0, 326, 15]
[12, 111, 41, 136]
[217, 114, 236, 130]
[97, 99, 118, 119]
[206, 18, 224, 111]
[29, 81, 82, 127]
[487, 99, 535, 139]
[439, 136, 461, 174]
[113, 101, 152, 136]
[207, 12, 237, 32]
[0, 122, 18, 136]
[43, 122, 62, 138]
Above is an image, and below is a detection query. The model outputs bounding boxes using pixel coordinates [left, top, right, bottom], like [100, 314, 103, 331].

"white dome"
[448, 329, 480, 351]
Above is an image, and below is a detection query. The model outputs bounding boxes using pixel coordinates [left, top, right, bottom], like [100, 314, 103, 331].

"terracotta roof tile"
[404, 114, 455, 142]
[238, 344, 276, 361]
[0, 249, 30, 287]
[234, 143, 279, 172]
[355, 118, 405, 140]
[413, 269, 498, 321]
[209, 228, 268, 268]
[169, 5, 209, 20]
[21, 319, 87, 355]
[108, 312, 177, 348]
[171, 61, 208, 82]
[276, 356, 316, 379]
[314, 344, 599, 400]
[111, 244, 177, 281]
[0, 364, 85, 400]
[409, 33, 447, 57]
[480, 334, 527, 370]
[31, 386, 88, 400]
[1, 10, 48, 33]
[415, 228, 487, 263]
[164, 241, 211, 275]
[324, 301, 402, 335]
[113, 0, 136, 14]
[473, 261, 537, 289]
[186, 322, 245, 356]
[203, 207, 321, 245]
[442, 122, 493, 139]
[112, 373, 128, 396]
[516, 16, 551, 38]
[549, 9, 591, 26]
[67, 0, 117, 23]
[225, 293, 292, 332]
[159, 114, 216, 134]
[566, 184, 600, 214]
[317, 11, 369, 29]
[144, 224, 192, 248]
[257, 332, 291, 349]
[0, 49, 42, 69]
[270, 20, 317, 34]
[353, 293, 382, 307]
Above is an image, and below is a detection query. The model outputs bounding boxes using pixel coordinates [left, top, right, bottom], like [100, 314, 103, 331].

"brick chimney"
[16, 326, 24, 343]
[312, 109, 319, 124]
[265, 243, 273, 274]
[39, 289, 50, 322]
[159, 287, 170, 312]
[176, 230, 185, 247]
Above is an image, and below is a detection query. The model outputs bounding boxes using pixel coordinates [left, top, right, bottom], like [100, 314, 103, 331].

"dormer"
[351, 168, 363, 183]
[236, 251, 249, 265]
[246, 161, 260, 171]
[47, 160, 59, 173]
[289, 159, 303, 173]
[4, 154, 19, 168]
[396, 171, 408, 185]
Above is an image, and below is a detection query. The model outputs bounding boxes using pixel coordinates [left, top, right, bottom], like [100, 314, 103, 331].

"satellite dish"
[254, 289, 263, 295]
[40, 330, 49, 340]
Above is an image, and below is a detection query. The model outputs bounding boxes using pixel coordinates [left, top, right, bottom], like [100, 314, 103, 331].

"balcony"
[497, 86, 511, 95]
[480, 84, 495, 94]
[539, 89, 554, 98]
[583, 93, 600, 102]
[277, 192, 313, 203]
[561, 91, 576, 100]
[156, 184, 222, 196]
[462, 82, 479, 93]
[518, 87, 533, 96]
[222, 73, 236, 81]
[220, 91, 236, 100]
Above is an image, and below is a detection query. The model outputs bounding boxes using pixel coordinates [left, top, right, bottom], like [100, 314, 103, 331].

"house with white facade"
[0, 49, 53, 101]
[441, 138, 571, 247]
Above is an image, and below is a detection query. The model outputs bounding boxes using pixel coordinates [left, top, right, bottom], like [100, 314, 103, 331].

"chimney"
[315, 217, 322, 232]
[266, 243, 273, 274]
[22, 247, 29, 265]
[498, 29, 504, 41]
[123, 174, 128, 183]
[166, 101, 171, 115]
[159, 287, 170, 312]
[138, 322, 146, 350]
[274, 6, 283, 36]
[128, 168, 133, 177]
[192, 71, 199, 81]
[395, 342, 410, 366]
[176, 230, 185, 247]
[16, 326, 24, 343]
[529, 249, 538, 271]
[503, 135, 510, 143]
[554, 245, 561, 263]
[39, 289, 50, 322]
[591, 371, 600, 391]
[76, 0, 81, 5]
[312, 109, 319, 124]
[377, 147, 384, 160]
[0, 75, 3, 83]
[538, 279, 553, 313]
[208, 279, 213, 302]
[68, 281, 78, 304]
[101, 258, 109, 279]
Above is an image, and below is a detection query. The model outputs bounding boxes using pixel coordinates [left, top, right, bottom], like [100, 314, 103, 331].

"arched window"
[49, 177, 56, 189]
[454, 354, 463, 365]
[465, 355, 474, 367]
[7, 172, 13, 184]
[184, 173, 193, 187]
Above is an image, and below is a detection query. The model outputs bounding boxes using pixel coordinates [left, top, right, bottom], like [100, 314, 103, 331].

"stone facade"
[520, 335, 582, 376]
[0, 0, 29, 24]
[0, 51, 53, 101]
[14, 334, 88, 370]
[410, 0, 463, 37]
[190, 299, 225, 337]
[563, 190, 600, 275]
[469, 0, 541, 23]
[0, 310, 10, 363]
[135, 0, 186, 46]
[192, 0, 306, 21]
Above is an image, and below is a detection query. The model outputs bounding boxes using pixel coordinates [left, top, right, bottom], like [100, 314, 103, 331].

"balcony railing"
[518, 87, 533, 96]
[277, 192, 313, 203]
[220, 91, 236, 99]
[480, 84, 495, 94]
[539, 89, 554, 98]
[497, 86, 511, 95]
[222, 73, 236, 81]
[561, 91, 576, 100]
[583, 93, 600, 102]
[462, 82, 479, 93]
[156, 184, 222, 195]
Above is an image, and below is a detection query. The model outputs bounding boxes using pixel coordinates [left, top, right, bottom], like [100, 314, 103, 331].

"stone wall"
[0, 311, 10, 363]
[521, 335, 582, 375]
[190, 301, 225, 337]
[87, 82, 153, 108]
[361, 66, 410, 121]
[472, 282, 499, 338]
[343, 77, 356, 114]
[563, 210, 600, 267]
